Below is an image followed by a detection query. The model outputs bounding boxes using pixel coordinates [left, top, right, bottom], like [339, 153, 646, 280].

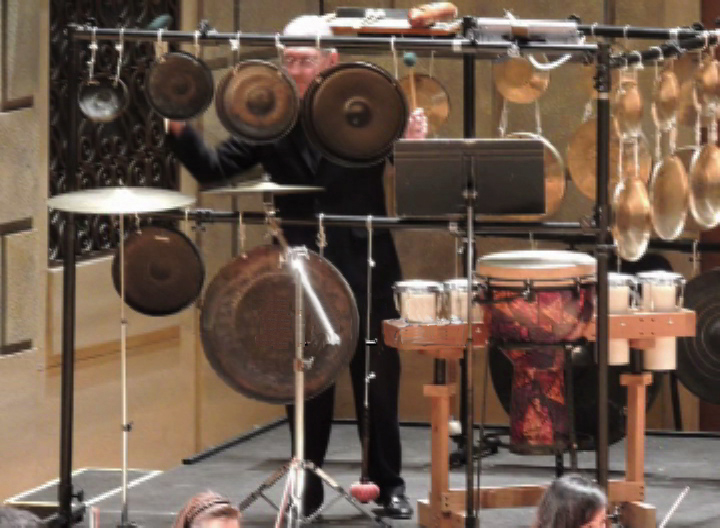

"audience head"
[534, 474, 608, 528]
[172, 491, 241, 528]
[0, 507, 42, 528]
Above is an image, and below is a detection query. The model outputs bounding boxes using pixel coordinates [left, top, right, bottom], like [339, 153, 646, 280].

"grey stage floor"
[44, 424, 720, 527]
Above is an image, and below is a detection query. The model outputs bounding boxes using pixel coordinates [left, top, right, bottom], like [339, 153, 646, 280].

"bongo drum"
[637, 270, 686, 371]
[392, 280, 443, 323]
[608, 272, 637, 366]
[476, 250, 596, 454]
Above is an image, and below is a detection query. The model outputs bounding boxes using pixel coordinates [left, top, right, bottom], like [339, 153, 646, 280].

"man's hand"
[167, 120, 187, 137]
[404, 108, 429, 140]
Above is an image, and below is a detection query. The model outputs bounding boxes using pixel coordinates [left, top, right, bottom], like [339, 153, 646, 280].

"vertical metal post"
[594, 41, 612, 492]
[58, 25, 79, 528]
[292, 250, 305, 527]
[461, 18, 477, 526]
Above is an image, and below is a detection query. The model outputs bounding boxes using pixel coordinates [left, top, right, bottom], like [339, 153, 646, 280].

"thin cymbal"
[566, 118, 652, 201]
[493, 55, 549, 104]
[612, 176, 652, 262]
[48, 187, 195, 214]
[650, 155, 689, 240]
[398, 73, 450, 135]
[202, 180, 324, 195]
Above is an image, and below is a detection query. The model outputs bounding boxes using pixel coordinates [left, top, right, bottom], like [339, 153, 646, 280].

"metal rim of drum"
[145, 51, 215, 120]
[476, 250, 597, 283]
[216, 59, 299, 144]
[302, 61, 409, 168]
[200, 245, 359, 404]
[111, 225, 205, 317]
[78, 74, 130, 123]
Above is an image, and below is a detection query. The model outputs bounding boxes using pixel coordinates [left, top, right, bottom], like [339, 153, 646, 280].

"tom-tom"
[442, 279, 484, 323]
[476, 250, 597, 344]
[607, 272, 638, 366]
[393, 280, 443, 323]
[637, 270, 686, 371]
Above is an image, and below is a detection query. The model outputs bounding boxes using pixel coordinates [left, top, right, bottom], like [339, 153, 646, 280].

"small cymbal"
[48, 187, 195, 214]
[493, 56, 550, 104]
[202, 180, 324, 195]
[398, 73, 450, 135]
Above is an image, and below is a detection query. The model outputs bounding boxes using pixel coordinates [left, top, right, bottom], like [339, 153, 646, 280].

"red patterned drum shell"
[477, 250, 596, 344]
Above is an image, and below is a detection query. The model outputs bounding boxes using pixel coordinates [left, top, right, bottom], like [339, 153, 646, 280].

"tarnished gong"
[678, 269, 720, 404]
[200, 245, 359, 404]
[303, 62, 408, 167]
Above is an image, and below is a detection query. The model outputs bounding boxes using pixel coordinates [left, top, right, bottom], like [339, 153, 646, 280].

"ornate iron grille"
[49, 0, 181, 261]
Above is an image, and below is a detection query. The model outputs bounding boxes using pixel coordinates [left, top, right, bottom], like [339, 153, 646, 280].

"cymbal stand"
[117, 213, 137, 528]
[238, 246, 387, 527]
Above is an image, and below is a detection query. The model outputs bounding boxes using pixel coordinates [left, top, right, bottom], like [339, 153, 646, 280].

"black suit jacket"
[167, 123, 402, 301]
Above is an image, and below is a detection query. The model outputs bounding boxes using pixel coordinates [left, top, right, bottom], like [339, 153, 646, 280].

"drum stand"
[238, 247, 388, 528]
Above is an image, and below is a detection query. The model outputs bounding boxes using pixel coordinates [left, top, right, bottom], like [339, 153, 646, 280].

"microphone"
[146, 14, 173, 30]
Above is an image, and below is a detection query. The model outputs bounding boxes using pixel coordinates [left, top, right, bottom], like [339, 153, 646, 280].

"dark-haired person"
[534, 474, 608, 528]
[0, 507, 42, 528]
[167, 14, 427, 520]
[172, 491, 241, 528]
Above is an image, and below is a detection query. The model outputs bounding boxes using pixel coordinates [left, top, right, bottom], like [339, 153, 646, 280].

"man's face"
[282, 47, 336, 98]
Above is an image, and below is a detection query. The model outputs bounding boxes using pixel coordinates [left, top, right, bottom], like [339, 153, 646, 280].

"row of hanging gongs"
[141, 45, 451, 167]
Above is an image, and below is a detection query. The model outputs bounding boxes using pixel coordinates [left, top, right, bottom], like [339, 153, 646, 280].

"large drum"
[476, 250, 596, 454]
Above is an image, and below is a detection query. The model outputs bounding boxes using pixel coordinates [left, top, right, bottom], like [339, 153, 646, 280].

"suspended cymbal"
[566, 118, 652, 201]
[398, 73, 450, 135]
[652, 66, 680, 127]
[202, 180, 324, 195]
[493, 55, 550, 104]
[678, 269, 720, 404]
[48, 187, 195, 214]
[650, 154, 689, 240]
[612, 176, 652, 262]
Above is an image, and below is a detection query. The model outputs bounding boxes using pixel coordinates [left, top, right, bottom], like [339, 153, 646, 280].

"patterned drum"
[477, 250, 597, 454]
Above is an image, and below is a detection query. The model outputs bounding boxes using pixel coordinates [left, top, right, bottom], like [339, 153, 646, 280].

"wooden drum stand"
[383, 309, 696, 528]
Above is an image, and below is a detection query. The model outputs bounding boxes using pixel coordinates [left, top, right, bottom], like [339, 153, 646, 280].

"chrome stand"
[238, 247, 387, 527]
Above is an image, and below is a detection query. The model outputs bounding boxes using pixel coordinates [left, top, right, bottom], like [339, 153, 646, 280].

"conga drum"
[476, 250, 596, 454]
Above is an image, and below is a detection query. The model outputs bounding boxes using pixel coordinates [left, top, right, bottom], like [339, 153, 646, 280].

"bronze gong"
[302, 61, 408, 167]
[111, 225, 205, 317]
[217, 60, 299, 144]
[200, 245, 359, 404]
[398, 73, 450, 136]
[146, 51, 215, 120]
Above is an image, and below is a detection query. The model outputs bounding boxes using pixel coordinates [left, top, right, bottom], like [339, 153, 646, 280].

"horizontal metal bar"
[613, 33, 719, 67]
[578, 23, 705, 40]
[0, 339, 33, 357]
[66, 24, 597, 55]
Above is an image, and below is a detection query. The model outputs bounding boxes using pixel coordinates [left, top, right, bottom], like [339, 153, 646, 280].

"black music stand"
[393, 138, 546, 496]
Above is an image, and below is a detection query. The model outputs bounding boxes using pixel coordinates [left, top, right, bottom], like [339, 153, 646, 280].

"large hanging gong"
[302, 61, 408, 167]
[112, 225, 205, 317]
[217, 60, 299, 143]
[200, 245, 359, 404]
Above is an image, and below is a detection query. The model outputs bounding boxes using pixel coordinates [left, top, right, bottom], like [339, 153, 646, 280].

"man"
[168, 15, 427, 519]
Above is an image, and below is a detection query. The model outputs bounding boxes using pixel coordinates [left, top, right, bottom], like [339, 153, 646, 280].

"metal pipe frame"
[57, 17, 718, 526]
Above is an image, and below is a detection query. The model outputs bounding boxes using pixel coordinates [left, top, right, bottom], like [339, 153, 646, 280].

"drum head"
[489, 344, 661, 450]
[218, 60, 299, 143]
[476, 250, 596, 282]
[78, 75, 129, 123]
[303, 62, 408, 167]
[200, 245, 359, 404]
[112, 226, 205, 316]
[146, 51, 214, 120]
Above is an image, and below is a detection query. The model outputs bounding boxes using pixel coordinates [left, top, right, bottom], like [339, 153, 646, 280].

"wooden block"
[423, 384, 456, 399]
[585, 310, 696, 341]
[621, 501, 656, 528]
[383, 319, 488, 353]
[620, 373, 653, 387]
[608, 480, 645, 503]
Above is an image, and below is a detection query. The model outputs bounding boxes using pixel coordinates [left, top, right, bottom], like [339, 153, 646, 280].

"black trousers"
[285, 294, 404, 495]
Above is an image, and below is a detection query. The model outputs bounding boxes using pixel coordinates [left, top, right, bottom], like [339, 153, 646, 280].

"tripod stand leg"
[238, 463, 290, 512]
[305, 462, 390, 527]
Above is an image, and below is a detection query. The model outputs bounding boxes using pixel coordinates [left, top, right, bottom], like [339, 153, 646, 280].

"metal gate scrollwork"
[49, 0, 181, 261]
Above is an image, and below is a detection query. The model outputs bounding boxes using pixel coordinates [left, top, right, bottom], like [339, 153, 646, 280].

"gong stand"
[57, 22, 718, 528]
[237, 246, 385, 528]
